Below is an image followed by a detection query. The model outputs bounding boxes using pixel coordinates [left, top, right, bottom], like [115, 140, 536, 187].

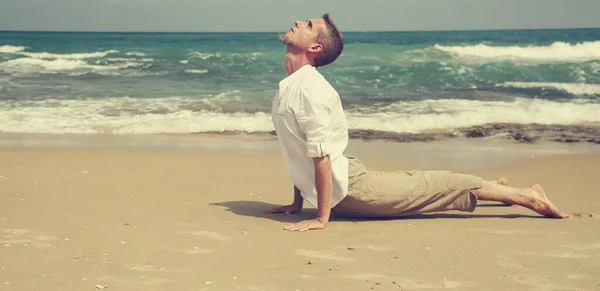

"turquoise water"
[1, 29, 599, 134]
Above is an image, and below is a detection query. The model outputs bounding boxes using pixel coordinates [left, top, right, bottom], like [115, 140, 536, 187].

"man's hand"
[264, 186, 304, 215]
[263, 204, 302, 215]
[283, 218, 326, 232]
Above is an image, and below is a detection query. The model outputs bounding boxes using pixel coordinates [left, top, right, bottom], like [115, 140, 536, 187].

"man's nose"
[294, 20, 304, 27]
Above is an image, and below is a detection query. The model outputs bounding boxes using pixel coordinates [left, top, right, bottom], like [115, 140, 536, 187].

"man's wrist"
[315, 215, 329, 225]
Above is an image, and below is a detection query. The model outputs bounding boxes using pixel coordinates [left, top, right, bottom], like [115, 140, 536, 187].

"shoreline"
[2, 121, 599, 146]
[2, 132, 600, 171]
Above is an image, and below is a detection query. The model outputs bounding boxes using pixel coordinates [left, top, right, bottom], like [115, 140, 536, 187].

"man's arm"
[313, 156, 332, 224]
[263, 185, 304, 215]
[293, 185, 304, 208]
[283, 156, 332, 232]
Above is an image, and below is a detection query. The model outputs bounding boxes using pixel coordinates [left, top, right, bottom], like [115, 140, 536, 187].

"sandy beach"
[1, 134, 599, 291]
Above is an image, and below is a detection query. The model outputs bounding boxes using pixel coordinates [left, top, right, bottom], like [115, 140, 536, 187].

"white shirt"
[271, 65, 349, 208]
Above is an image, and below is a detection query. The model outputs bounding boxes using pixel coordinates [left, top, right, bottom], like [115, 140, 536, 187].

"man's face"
[279, 18, 326, 50]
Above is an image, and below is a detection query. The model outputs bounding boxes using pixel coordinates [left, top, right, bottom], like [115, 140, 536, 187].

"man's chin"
[278, 33, 292, 45]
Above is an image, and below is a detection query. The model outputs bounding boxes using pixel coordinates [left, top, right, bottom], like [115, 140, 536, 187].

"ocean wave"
[0, 47, 155, 76]
[0, 45, 26, 54]
[20, 50, 119, 60]
[1, 97, 599, 134]
[106, 57, 154, 63]
[0, 57, 146, 75]
[0, 98, 273, 134]
[591, 62, 600, 74]
[185, 69, 208, 74]
[1, 58, 92, 71]
[126, 52, 146, 56]
[498, 82, 600, 96]
[345, 98, 600, 133]
[434, 41, 600, 63]
[185, 51, 265, 62]
[189, 52, 221, 60]
[231, 52, 263, 60]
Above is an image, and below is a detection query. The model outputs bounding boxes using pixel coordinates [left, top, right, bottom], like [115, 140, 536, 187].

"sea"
[1, 29, 600, 143]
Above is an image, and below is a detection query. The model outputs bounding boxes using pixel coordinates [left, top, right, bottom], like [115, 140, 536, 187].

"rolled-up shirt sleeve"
[295, 87, 336, 158]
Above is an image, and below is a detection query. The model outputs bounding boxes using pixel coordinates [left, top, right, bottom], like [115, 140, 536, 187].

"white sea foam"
[591, 62, 600, 74]
[434, 41, 600, 63]
[20, 50, 119, 60]
[209, 90, 242, 101]
[572, 69, 587, 82]
[231, 52, 263, 60]
[107, 58, 133, 62]
[107, 57, 153, 62]
[499, 82, 600, 96]
[185, 69, 208, 74]
[186, 52, 264, 62]
[346, 98, 600, 133]
[126, 52, 146, 56]
[0, 57, 144, 74]
[1, 97, 599, 134]
[1, 58, 92, 71]
[0, 97, 273, 134]
[0, 45, 26, 54]
[189, 52, 221, 60]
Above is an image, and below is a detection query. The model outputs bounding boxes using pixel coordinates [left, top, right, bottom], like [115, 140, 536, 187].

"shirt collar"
[279, 64, 314, 89]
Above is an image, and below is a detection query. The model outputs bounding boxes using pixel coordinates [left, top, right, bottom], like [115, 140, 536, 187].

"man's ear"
[307, 43, 323, 54]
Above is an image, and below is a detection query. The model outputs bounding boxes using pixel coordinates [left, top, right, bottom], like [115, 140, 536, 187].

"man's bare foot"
[527, 184, 568, 218]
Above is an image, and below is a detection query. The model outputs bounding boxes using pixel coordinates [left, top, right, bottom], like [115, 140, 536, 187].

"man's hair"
[313, 13, 344, 68]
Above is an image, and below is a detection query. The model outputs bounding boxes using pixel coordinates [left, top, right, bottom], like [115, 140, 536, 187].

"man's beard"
[278, 32, 291, 45]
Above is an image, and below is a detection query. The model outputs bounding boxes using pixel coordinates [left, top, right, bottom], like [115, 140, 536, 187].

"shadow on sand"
[210, 200, 542, 223]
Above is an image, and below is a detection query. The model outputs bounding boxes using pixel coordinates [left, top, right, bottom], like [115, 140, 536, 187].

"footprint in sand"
[441, 280, 465, 288]
[124, 263, 191, 274]
[468, 228, 572, 236]
[341, 276, 471, 290]
[564, 242, 600, 251]
[467, 228, 537, 236]
[566, 274, 589, 280]
[127, 264, 164, 272]
[496, 254, 524, 269]
[567, 212, 593, 219]
[519, 250, 593, 259]
[139, 278, 176, 286]
[296, 249, 356, 262]
[1, 229, 57, 248]
[337, 245, 395, 251]
[97, 275, 175, 286]
[340, 273, 384, 280]
[178, 231, 229, 241]
[507, 274, 584, 291]
[510, 274, 548, 286]
[157, 246, 213, 255]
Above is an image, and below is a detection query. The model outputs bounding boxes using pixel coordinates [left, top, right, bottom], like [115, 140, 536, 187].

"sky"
[1, 0, 599, 32]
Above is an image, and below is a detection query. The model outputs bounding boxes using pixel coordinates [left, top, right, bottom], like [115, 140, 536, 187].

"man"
[265, 13, 567, 232]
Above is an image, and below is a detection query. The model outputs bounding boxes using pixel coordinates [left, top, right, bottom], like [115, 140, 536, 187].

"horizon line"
[1, 26, 599, 34]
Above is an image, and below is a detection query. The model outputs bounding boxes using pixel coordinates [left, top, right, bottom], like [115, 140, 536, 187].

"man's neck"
[284, 49, 313, 76]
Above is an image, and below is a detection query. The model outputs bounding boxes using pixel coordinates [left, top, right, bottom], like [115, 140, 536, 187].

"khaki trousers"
[332, 156, 483, 218]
